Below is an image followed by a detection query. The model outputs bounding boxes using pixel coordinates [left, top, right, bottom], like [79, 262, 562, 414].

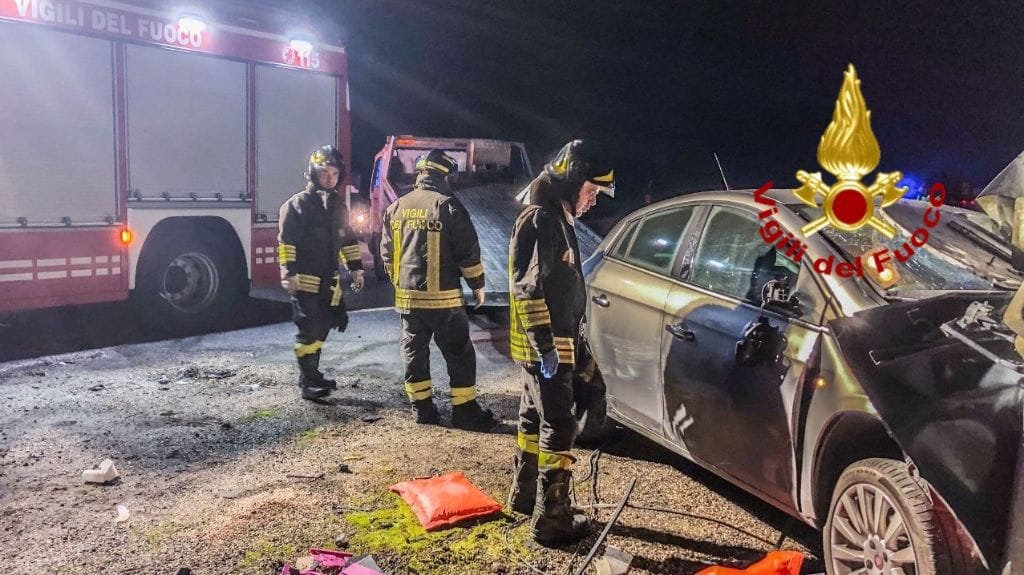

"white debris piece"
[115, 504, 130, 523]
[82, 459, 119, 484]
[595, 545, 633, 575]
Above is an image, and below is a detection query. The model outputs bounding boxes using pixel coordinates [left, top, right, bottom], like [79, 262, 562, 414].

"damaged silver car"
[579, 183, 1024, 574]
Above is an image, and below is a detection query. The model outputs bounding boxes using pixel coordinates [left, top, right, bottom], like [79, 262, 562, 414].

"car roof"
[626, 188, 796, 219]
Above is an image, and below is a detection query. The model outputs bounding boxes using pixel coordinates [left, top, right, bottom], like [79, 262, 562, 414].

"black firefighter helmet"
[307, 144, 345, 189]
[415, 149, 459, 177]
[544, 139, 615, 197]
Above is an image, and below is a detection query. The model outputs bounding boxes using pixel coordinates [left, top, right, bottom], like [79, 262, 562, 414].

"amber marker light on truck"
[119, 228, 133, 245]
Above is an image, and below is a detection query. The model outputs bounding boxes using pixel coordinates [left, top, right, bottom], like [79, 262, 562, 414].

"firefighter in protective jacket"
[380, 149, 496, 430]
[507, 140, 614, 544]
[278, 145, 365, 400]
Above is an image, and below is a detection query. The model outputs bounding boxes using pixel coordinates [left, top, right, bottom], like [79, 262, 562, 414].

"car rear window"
[616, 207, 696, 275]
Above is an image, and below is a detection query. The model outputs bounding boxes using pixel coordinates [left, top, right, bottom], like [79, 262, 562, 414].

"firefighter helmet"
[544, 140, 615, 198]
[307, 145, 344, 188]
[415, 149, 459, 176]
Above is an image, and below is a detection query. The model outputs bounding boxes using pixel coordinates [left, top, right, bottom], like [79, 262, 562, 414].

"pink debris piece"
[309, 547, 353, 568]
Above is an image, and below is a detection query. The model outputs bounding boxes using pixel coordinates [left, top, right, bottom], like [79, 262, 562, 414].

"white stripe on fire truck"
[0, 273, 33, 282]
[112, 268, 121, 275]
[112, 255, 121, 263]
[255, 258, 263, 264]
[70, 257, 92, 265]
[96, 269, 109, 276]
[71, 269, 93, 278]
[37, 258, 67, 267]
[95, 256, 109, 264]
[0, 260, 32, 269]
[37, 271, 68, 280]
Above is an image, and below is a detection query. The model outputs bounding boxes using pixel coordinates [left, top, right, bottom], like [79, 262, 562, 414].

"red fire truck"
[0, 0, 353, 329]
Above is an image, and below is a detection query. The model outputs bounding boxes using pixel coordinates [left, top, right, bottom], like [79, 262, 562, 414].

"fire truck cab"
[366, 135, 602, 306]
[366, 136, 533, 280]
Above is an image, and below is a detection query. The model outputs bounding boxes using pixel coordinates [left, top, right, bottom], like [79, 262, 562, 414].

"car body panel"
[830, 292, 1024, 568]
[587, 257, 673, 432]
[586, 188, 1024, 570]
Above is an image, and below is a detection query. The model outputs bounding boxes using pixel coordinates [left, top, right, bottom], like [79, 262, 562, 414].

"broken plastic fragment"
[595, 545, 633, 575]
[82, 459, 119, 484]
[115, 504, 130, 523]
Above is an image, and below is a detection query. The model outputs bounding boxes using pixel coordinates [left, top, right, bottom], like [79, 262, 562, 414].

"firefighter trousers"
[400, 307, 477, 405]
[291, 277, 348, 380]
[516, 363, 577, 471]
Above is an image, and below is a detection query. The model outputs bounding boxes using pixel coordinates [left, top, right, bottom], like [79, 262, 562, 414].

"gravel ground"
[0, 297, 822, 574]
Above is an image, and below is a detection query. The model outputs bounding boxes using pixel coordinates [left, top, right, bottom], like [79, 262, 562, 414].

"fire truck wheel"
[135, 229, 244, 332]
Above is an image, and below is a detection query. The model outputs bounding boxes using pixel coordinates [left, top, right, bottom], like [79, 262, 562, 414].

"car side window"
[610, 219, 640, 259]
[620, 207, 696, 275]
[689, 206, 800, 303]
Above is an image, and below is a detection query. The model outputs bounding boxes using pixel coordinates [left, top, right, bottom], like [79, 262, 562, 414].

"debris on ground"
[336, 463, 352, 474]
[115, 504, 130, 523]
[88, 384, 105, 392]
[82, 458, 119, 484]
[279, 547, 384, 575]
[695, 550, 804, 575]
[595, 545, 633, 575]
[389, 471, 502, 530]
[360, 415, 383, 424]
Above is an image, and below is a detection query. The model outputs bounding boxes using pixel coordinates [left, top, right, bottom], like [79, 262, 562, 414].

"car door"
[660, 204, 824, 508]
[587, 205, 701, 434]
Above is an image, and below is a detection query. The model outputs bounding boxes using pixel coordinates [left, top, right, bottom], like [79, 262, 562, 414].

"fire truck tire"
[370, 232, 387, 280]
[135, 229, 245, 332]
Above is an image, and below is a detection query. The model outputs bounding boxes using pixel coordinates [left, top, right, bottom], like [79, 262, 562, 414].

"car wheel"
[824, 458, 957, 575]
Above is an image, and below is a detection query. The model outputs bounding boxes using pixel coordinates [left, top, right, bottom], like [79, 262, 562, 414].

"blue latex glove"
[540, 349, 559, 378]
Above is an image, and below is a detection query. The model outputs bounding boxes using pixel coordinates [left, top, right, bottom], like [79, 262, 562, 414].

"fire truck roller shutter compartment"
[0, 22, 116, 226]
[126, 44, 248, 332]
[255, 65, 338, 222]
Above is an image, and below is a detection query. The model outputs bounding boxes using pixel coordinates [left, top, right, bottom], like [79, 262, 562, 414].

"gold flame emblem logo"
[794, 65, 907, 238]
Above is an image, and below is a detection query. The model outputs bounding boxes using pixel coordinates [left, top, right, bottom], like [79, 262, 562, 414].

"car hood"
[829, 292, 1024, 570]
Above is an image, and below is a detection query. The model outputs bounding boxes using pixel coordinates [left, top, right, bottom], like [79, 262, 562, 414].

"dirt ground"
[0, 301, 822, 575]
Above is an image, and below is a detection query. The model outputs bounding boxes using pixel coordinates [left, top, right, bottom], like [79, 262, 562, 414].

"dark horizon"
[299, 0, 1024, 215]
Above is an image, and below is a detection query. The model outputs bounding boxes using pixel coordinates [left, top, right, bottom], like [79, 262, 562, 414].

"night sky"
[299, 0, 1023, 217]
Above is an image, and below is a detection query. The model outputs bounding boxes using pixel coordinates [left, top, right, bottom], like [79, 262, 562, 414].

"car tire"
[824, 458, 959, 575]
[135, 228, 245, 334]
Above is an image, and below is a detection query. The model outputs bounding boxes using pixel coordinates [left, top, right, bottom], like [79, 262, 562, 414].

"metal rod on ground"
[573, 477, 637, 575]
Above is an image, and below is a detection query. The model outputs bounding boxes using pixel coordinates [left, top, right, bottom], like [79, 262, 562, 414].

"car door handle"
[591, 294, 610, 308]
[665, 323, 695, 342]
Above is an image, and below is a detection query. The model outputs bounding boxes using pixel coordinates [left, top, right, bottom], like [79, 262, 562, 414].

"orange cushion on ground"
[695, 550, 804, 575]
[390, 471, 503, 531]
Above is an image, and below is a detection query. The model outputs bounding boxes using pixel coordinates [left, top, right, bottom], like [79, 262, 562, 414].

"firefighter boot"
[413, 399, 440, 425]
[530, 468, 590, 546]
[451, 400, 497, 431]
[297, 354, 331, 400]
[309, 350, 337, 390]
[507, 451, 538, 515]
